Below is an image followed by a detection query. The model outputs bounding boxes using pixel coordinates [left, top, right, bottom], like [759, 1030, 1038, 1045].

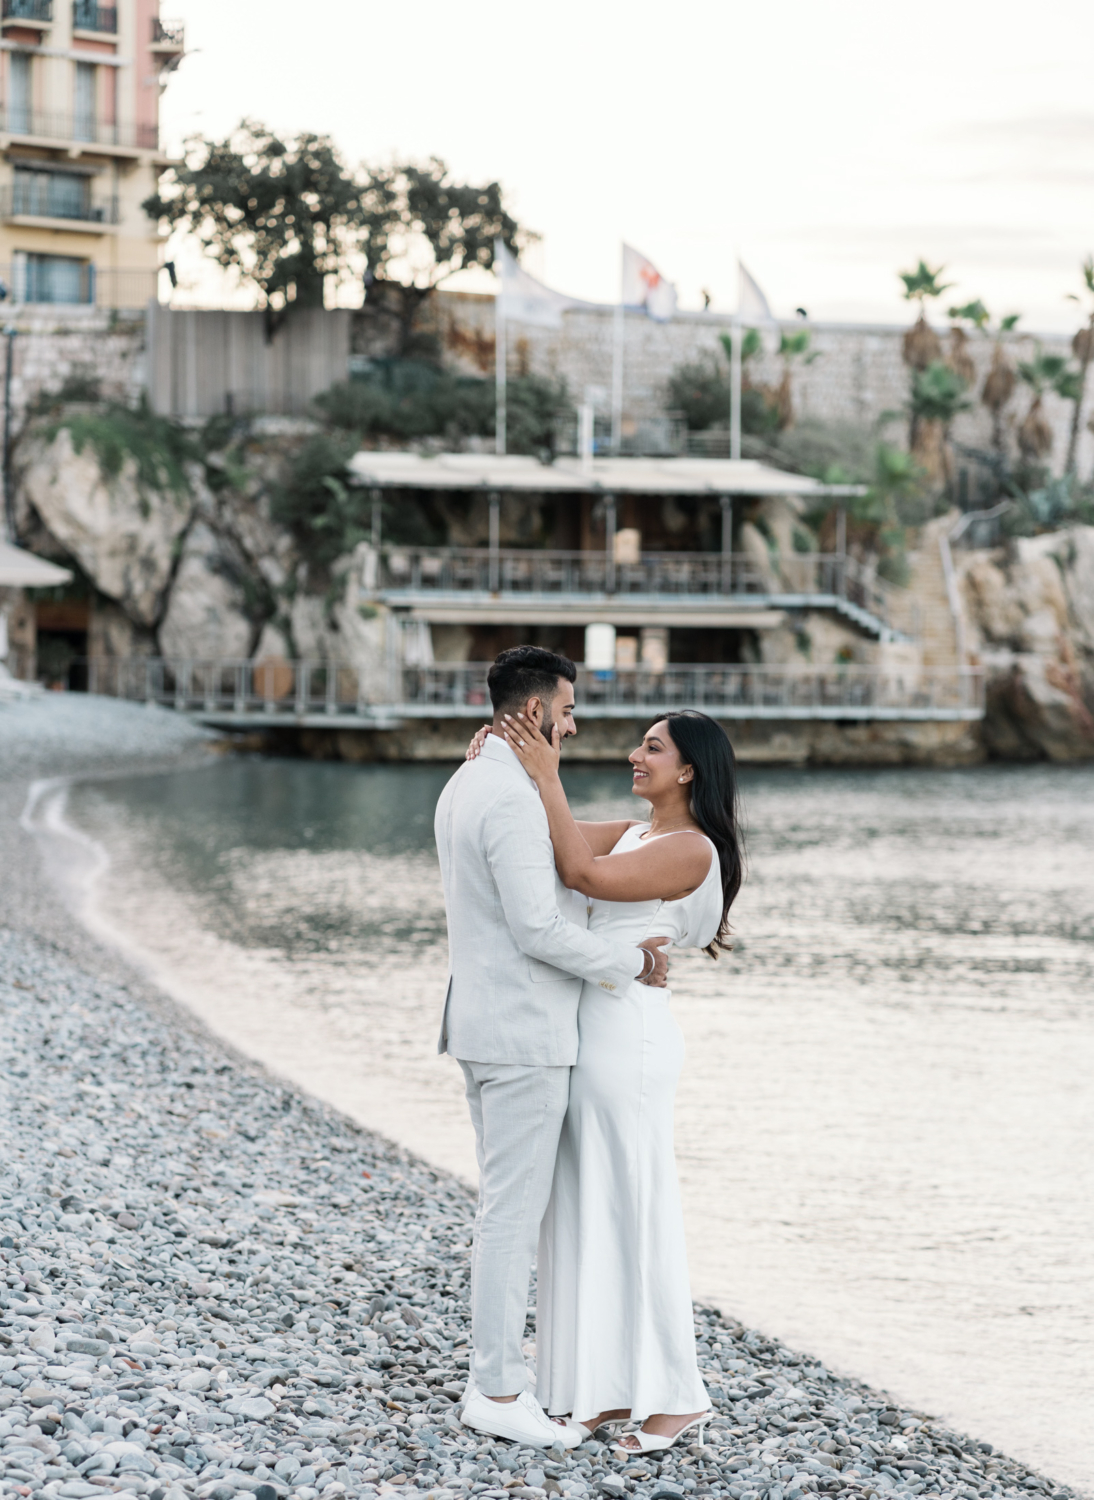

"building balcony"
[0, 258, 158, 308]
[2, 0, 52, 28]
[151, 15, 184, 50]
[77, 657, 986, 725]
[72, 0, 115, 32]
[0, 183, 119, 226]
[0, 107, 157, 153]
[366, 546, 906, 639]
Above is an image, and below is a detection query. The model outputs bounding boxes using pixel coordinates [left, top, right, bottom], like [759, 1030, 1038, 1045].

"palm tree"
[899, 260, 953, 372]
[1015, 348, 1077, 466]
[908, 361, 971, 489]
[1063, 255, 1094, 475]
[771, 329, 819, 429]
[949, 299, 1021, 461]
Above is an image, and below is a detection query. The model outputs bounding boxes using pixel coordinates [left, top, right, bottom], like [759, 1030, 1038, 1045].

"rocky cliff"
[959, 525, 1094, 761]
[11, 409, 391, 701]
[10, 407, 1094, 763]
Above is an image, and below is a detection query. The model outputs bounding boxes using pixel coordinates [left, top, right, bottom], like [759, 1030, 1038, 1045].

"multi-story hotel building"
[0, 0, 180, 307]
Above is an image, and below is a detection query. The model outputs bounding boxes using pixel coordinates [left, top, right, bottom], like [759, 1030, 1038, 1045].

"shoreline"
[0, 697, 1081, 1500]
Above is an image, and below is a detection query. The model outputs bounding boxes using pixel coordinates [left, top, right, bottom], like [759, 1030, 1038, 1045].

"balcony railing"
[78, 657, 986, 723]
[2, 0, 52, 21]
[374, 547, 898, 625]
[151, 15, 184, 45]
[398, 663, 985, 719]
[0, 106, 157, 150]
[0, 261, 158, 308]
[72, 0, 115, 30]
[0, 183, 118, 223]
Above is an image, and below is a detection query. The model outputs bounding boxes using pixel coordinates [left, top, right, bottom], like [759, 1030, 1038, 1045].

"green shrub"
[316, 361, 573, 455]
[665, 354, 778, 434]
[269, 433, 365, 574]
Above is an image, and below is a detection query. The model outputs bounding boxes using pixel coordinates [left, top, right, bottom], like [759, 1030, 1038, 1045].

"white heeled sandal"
[612, 1411, 714, 1457]
[572, 1416, 631, 1440]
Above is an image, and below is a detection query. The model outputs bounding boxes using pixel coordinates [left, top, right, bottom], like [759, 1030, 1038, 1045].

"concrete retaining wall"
[231, 714, 986, 768]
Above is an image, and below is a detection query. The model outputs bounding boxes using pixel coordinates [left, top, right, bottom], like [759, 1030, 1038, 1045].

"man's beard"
[539, 708, 570, 744]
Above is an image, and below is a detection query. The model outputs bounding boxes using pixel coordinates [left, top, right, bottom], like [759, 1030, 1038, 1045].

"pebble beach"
[0, 698, 1082, 1500]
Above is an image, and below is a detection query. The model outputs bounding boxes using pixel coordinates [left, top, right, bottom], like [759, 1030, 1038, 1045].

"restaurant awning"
[348, 452, 866, 498]
[0, 541, 73, 589]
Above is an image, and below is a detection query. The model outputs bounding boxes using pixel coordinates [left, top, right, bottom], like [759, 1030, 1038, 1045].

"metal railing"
[0, 261, 158, 309]
[80, 657, 985, 722]
[151, 15, 184, 44]
[400, 663, 984, 719]
[375, 547, 898, 623]
[0, 107, 157, 151]
[2, 0, 52, 20]
[83, 658, 375, 718]
[0, 182, 119, 223]
[72, 0, 115, 30]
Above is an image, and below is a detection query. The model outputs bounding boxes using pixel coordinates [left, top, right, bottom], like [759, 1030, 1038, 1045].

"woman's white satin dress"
[536, 824, 722, 1422]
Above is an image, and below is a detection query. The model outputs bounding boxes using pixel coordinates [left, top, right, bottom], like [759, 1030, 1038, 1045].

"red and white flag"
[621, 243, 677, 321]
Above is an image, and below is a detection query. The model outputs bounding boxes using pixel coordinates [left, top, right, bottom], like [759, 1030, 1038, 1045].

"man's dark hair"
[487, 645, 576, 714]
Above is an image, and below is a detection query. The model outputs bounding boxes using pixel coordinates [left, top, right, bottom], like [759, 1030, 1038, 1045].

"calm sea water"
[54, 757, 1094, 1492]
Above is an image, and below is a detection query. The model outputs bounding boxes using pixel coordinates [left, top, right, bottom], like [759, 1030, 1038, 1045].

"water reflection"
[64, 757, 1094, 1492]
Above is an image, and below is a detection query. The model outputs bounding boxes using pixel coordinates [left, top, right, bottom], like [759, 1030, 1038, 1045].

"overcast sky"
[160, 0, 1094, 333]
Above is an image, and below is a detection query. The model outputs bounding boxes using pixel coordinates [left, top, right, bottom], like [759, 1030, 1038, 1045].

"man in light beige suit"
[434, 646, 668, 1449]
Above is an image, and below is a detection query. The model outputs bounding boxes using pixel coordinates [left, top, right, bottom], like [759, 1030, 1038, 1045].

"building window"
[14, 252, 93, 303]
[74, 60, 95, 141]
[72, 0, 115, 31]
[12, 168, 91, 219]
[8, 51, 31, 135]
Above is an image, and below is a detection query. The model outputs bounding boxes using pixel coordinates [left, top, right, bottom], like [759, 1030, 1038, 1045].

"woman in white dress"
[496, 708, 743, 1458]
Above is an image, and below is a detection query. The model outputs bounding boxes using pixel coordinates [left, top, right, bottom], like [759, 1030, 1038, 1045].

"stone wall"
[428, 291, 1092, 481]
[2, 305, 146, 426]
[1, 297, 1088, 485]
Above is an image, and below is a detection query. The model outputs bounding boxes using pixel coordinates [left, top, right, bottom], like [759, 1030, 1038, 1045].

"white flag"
[494, 240, 590, 328]
[621, 243, 678, 321]
[738, 260, 776, 323]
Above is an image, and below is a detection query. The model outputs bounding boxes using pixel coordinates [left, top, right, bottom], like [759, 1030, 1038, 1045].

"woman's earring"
[678, 776, 686, 783]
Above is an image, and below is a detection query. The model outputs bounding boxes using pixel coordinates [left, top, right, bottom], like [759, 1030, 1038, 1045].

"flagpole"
[730, 314, 742, 462]
[495, 282, 507, 457]
[611, 301, 624, 455]
[611, 243, 625, 454]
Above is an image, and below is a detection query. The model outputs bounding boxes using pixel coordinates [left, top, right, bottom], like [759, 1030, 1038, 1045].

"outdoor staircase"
[890, 514, 963, 668]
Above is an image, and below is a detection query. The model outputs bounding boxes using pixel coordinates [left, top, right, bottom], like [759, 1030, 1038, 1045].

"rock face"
[291, 544, 390, 702]
[20, 427, 191, 626]
[960, 525, 1094, 761]
[157, 521, 256, 661]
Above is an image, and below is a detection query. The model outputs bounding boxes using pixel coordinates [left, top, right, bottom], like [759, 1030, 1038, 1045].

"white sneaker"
[460, 1388, 585, 1449]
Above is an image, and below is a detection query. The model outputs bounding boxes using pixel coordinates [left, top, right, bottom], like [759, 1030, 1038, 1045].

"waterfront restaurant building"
[348, 449, 903, 684]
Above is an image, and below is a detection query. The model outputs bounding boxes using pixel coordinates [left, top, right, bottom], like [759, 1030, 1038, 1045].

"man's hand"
[636, 936, 670, 988]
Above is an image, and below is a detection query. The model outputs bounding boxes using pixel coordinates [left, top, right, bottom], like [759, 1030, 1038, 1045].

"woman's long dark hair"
[650, 710, 744, 957]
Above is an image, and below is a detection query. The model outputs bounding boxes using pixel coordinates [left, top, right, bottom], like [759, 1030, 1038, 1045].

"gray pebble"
[0, 696, 1079, 1500]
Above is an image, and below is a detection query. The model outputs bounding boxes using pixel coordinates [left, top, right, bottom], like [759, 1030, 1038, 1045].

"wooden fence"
[146, 305, 353, 418]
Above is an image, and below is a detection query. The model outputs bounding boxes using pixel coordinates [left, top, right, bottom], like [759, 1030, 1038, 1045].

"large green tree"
[144, 120, 370, 335]
[359, 157, 522, 358]
[145, 123, 524, 348]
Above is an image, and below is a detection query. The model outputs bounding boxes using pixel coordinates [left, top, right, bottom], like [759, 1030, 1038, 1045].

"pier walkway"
[80, 658, 986, 728]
